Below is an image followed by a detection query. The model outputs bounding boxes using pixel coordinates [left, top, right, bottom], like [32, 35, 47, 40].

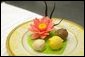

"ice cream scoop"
[56, 28, 68, 40]
[49, 36, 64, 50]
[32, 39, 46, 51]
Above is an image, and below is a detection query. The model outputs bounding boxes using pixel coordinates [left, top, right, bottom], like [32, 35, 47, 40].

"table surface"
[3, 1, 84, 27]
[1, 2, 42, 56]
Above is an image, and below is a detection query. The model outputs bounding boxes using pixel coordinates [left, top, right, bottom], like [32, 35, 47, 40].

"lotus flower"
[29, 17, 54, 39]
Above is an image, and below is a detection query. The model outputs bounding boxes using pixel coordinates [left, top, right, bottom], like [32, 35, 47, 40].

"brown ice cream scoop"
[56, 28, 68, 40]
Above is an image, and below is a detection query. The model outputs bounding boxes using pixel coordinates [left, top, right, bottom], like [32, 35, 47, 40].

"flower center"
[39, 23, 46, 30]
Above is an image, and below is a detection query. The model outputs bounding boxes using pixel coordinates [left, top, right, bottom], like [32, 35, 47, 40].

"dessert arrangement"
[28, 1, 68, 52]
[28, 16, 68, 51]
[6, 1, 84, 56]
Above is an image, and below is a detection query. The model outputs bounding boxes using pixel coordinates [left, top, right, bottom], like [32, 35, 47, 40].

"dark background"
[2, 1, 84, 27]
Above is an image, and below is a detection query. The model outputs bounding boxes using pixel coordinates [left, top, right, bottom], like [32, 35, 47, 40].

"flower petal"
[31, 33, 39, 39]
[40, 32, 49, 39]
[42, 17, 50, 23]
[47, 22, 54, 31]
[31, 24, 40, 32]
[33, 18, 40, 26]
[40, 35, 47, 39]
[43, 33, 49, 35]
[37, 31, 47, 35]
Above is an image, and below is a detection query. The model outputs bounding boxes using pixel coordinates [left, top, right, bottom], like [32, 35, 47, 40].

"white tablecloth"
[1, 2, 42, 56]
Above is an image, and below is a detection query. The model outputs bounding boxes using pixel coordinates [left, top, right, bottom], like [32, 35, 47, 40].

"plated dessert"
[27, 1, 68, 53]
[28, 17, 68, 52]
[6, 1, 84, 56]
[6, 18, 84, 56]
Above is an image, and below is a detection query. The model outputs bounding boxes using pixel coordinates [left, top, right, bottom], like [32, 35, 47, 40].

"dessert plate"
[6, 18, 84, 56]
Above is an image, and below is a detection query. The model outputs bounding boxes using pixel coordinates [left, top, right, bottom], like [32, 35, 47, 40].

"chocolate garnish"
[44, 1, 63, 26]
[54, 19, 63, 26]
[50, 2, 55, 19]
[44, 1, 48, 16]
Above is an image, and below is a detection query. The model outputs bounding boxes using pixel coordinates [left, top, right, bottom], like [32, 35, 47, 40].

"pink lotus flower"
[29, 17, 54, 39]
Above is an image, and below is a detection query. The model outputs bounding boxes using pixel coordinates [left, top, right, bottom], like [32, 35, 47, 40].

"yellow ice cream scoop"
[49, 36, 64, 50]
